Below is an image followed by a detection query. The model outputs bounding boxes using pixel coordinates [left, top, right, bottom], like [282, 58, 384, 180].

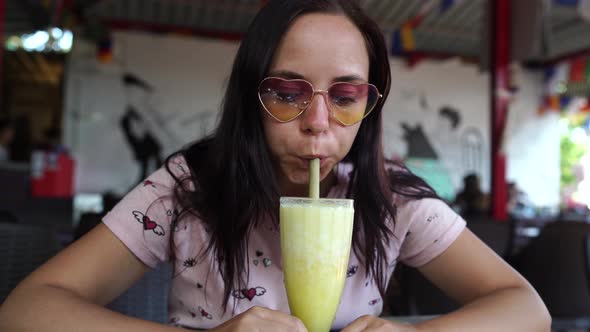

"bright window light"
[571, 127, 588, 144]
[22, 30, 50, 51]
[51, 27, 63, 39]
[5, 27, 73, 53]
[5, 36, 20, 51]
[58, 30, 73, 51]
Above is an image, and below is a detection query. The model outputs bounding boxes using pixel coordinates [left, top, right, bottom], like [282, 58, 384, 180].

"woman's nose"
[300, 93, 330, 135]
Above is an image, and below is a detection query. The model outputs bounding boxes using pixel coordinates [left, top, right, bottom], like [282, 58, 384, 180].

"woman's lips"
[296, 155, 330, 169]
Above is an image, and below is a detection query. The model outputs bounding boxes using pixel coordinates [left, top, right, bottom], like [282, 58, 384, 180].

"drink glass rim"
[280, 196, 354, 207]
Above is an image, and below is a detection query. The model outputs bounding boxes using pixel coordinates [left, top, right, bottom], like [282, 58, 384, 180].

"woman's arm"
[0, 223, 183, 332]
[343, 228, 550, 332]
[0, 223, 308, 332]
[413, 228, 551, 332]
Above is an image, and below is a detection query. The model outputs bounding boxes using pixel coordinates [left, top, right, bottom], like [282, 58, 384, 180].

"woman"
[0, 1, 550, 331]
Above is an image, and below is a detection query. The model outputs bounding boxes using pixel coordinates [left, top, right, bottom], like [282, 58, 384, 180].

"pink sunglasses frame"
[257, 76, 383, 126]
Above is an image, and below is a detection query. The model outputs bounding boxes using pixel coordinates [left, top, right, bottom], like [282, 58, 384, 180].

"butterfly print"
[232, 287, 266, 301]
[171, 219, 188, 232]
[369, 298, 381, 306]
[253, 250, 271, 267]
[177, 163, 187, 174]
[183, 257, 198, 268]
[347, 265, 358, 277]
[174, 257, 200, 278]
[198, 306, 212, 319]
[143, 180, 156, 188]
[132, 211, 165, 236]
[426, 213, 439, 223]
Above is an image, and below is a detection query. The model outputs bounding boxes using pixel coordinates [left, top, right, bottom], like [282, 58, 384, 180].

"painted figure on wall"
[120, 73, 163, 184]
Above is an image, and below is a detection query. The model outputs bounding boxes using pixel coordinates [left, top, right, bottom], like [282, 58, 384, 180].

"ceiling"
[4, 0, 590, 63]
[4, 51, 64, 86]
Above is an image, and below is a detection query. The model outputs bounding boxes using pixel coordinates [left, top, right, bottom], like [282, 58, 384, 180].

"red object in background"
[490, 0, 510, 221]
[569, 56, 587, 82]
[492, 153, 508, 221]
[31, 151, 75, 198]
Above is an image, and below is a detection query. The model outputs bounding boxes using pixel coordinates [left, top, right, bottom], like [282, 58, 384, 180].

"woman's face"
[262, 13, 370, 194]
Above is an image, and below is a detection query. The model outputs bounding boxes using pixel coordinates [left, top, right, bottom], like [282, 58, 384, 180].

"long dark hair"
[166, 0, 438, 310]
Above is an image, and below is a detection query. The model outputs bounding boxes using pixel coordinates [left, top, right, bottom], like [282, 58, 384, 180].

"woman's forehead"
[268, 13, 370, 84]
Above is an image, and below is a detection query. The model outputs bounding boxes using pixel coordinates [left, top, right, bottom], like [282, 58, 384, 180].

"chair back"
[395, 263, 459, 315]
[107, 263, 172, 323]
[394, 218, 513, 315]
[0, 223, 61, 303]
[467, 218, 513, 258]
[517, 221, 590, 317]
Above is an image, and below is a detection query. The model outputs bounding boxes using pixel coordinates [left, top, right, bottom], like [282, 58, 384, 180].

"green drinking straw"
[309, 158, 320, 199]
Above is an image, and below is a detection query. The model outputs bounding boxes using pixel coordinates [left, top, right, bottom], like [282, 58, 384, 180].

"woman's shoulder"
[140, 152, 199, 194]
[101, 153, 205, 267]
[164, 153, 193, 182]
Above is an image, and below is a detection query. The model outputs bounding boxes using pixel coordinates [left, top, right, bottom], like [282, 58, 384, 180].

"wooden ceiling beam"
[31, 52, 59, 85]
[14, 50, 47, 83]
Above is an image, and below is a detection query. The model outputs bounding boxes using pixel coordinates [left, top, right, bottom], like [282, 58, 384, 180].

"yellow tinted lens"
[259, 78, 312, 122]
[260, 94, 304, 121]
[329, 83, 378, 125]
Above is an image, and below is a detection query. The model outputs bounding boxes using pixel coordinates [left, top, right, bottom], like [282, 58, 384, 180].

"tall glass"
[280, 197, 354, 332]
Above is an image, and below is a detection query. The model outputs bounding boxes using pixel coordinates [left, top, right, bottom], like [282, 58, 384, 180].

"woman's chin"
[280, 168, 333, 194]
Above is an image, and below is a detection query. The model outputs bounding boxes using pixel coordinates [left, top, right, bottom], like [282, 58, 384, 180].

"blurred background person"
[507, 181, 535, 218]
[454, 173, 490, 219]
[36, 127, 69, 155]
[0, 118, 15, 162]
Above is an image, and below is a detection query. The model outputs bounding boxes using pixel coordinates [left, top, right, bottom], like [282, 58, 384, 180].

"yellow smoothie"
[280, 197, 354, 332]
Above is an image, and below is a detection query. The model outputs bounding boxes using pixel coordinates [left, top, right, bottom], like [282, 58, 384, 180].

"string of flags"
[97, 37, 113, 64]
[539, 55, 590, 115]
[554, 0, 590, 21]
[391, 0, 465, 56]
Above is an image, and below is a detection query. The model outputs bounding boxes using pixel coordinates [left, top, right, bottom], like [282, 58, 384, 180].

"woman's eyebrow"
[267, 70, 305, 79]
[267, 70, 366, 83]
[332, 74, 365, 83]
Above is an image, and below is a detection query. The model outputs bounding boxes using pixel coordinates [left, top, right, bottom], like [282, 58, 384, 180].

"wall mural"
[120, 74, 164, 183]
[383, 89, 486, 201]
[117, 73, 218, 185]
[64, 33, 227, 195]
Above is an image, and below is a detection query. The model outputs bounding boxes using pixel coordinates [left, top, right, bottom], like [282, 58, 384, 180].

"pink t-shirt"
[103, 156, 465, 330]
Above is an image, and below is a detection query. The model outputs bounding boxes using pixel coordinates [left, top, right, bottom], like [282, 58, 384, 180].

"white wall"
[383, 58, 491, 199]
[64, 31, 237, 194]
[63, 31, 560, 207]
[505, 67, 561, 207]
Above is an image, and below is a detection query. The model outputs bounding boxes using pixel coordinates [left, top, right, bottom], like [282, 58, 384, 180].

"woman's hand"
[209, 306, 308, 332]
[341, 315, 419, 332]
